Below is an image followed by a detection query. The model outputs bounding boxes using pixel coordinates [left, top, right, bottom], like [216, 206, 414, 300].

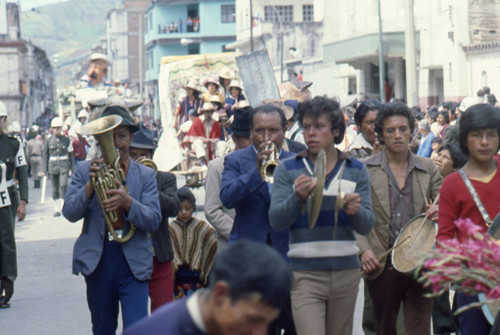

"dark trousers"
[456, 293, 491, 335]
[148, 257, 173, 312]
[367, 262, 433, 335]
[50, 172, 68, 200]
[432, 291, 457, 334]
[85, 239, 148, 335]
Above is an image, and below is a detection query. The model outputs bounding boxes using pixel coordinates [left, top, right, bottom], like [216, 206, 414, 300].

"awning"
[323, 31, 420, 64]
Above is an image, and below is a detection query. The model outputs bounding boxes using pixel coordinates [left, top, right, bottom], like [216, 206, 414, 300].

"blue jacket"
[417, 132, 436, 158]
[220, 145, 294, 259]
[123, 298, 205, 335]
[63, 159, 162, 281]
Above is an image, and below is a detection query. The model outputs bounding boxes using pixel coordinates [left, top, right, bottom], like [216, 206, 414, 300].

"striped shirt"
[269, 150, 374, 271]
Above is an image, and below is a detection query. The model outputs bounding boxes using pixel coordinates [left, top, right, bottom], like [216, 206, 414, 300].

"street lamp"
[181, 38, 201, 46]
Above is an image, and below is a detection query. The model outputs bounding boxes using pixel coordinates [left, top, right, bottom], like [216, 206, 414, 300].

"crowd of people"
[159, 16, 200, 34]
[1, 72, 500, 335]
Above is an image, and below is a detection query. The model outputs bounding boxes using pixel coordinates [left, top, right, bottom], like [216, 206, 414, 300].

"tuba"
[260, 142, 280, 184]
[80, 115, 136, 243]
[138, 158, 158, 174]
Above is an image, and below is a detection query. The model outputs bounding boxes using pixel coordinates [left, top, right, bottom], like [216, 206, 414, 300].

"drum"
[391, 213, 436, 273]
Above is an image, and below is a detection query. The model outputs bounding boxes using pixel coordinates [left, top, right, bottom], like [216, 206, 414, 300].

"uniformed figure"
[0, 100, 29, 308]
[43, 117, 74, 217]
[26, 133, 44, 188]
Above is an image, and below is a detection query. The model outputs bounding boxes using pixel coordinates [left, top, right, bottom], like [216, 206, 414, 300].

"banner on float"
[236, 50, 280, 107]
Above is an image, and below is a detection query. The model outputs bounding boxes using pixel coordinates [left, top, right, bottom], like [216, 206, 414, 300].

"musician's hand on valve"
[360, 250, 381, 274]
[103, 179, 132, 212]
[294, 174, 317, 202]
[426, 203, 439, 222]
[343, 193, 361, 216]
[86, 158, 103, 199]
[256, 140, 273, 170]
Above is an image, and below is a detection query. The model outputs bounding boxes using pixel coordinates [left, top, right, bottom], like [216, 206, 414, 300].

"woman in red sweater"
[437, 103, 500, 335]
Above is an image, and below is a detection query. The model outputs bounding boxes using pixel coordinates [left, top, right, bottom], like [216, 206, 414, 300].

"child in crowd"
[430, 137, 442, 164]
[169, 187, 217, 300]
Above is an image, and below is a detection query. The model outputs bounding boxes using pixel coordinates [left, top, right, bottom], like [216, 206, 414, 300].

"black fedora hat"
[130, 123, 156, 150]
[101, 105, 139, 132]
[230, 106, 253, 137]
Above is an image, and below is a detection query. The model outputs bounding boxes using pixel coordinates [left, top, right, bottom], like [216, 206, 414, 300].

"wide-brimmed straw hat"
[184, 77, 201, 92]
[219, 67, 235, 80]
[261, 98, 294, 121]
[229, 80, 243, 90]
[204, 76, 220, 88]
[200, 102, 216, 112]
[210, 95, 224, 104]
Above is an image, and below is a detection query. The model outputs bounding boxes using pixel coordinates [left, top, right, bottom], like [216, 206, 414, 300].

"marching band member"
[43, 117, 74, 217]
[220, 104, 296, 334]
[129, 124, 180, 312]
[62, 106, 161, 334]
[437, 103, 500, 335]
[269, 96, 374, 335]
[0, 100, 29, 308]
[357, 102, 441, 335]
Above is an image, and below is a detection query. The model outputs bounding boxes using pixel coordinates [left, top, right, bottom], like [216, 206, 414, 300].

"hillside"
[21, 0, 116, 66]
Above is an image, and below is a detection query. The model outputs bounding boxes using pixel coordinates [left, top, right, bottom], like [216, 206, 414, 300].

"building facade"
[230, 0, 322, 83]
[0, 3, 54, 128]
[316, 0, 500, 108]
[144, 0, 236, 118]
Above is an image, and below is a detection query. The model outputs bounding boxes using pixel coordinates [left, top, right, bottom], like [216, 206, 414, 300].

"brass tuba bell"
[80, 115, 136, 243]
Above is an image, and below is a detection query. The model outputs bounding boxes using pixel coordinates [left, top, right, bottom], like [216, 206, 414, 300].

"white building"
[315, 0, 500, 108]
[229, 0, 322, 84]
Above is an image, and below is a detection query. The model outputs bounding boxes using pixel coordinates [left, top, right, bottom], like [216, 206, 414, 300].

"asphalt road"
[1, 175, 365, 334]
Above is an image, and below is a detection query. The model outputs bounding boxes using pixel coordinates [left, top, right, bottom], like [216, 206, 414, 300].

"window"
[264, 6, 293, 23]
[188, 43, 200, 55]
[303, 5, 314, 22]
[221, 5, 235, 23]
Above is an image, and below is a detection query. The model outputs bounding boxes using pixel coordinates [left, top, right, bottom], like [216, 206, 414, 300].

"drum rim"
[391, 212, 437, 273]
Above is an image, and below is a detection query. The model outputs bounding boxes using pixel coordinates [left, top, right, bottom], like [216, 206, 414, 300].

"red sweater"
[438, 160, 500, 242]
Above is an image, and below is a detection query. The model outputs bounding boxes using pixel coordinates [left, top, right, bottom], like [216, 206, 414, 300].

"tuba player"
[62, 106, 161, 334]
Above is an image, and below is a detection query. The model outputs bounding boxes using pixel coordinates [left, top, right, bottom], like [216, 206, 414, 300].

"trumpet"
[260, 142, 280, 184]
[80, 115, 136, 244]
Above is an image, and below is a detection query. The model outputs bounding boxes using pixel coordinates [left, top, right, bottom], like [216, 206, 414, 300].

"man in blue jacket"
[220, 104, 294, 259]
[63, 106, 161, 334]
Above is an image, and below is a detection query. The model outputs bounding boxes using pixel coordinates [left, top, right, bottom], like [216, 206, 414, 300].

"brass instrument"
[308, 149, 326, 229]
[260, 142, 279, 184]
[80, 115, 136, 243]
[138, 158, 158, 174]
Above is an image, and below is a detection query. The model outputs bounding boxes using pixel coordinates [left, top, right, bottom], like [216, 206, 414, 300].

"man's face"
[302, 113, 338, 156]
[213, 291, 280, 335]
[52, 126, 63, 136]
[129, 147, 152, 162]
[251, 111, 285, 150]
[359, 110, 377, 145]
[87, 59, 107, 85]
[113, 126, 133, 163]
[381, 116, 411, 154]
[465, 128, 499, 163]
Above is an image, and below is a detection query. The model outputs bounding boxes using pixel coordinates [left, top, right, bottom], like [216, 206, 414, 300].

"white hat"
[90, 53, 109, 64]
[229, 80, 243, 90]
[77, 109, 89, 119]
[218, 67, 235, 80]
[184, 77, 201, 92]
[11, 121, 20, 132]
[0, 101, 7, 117]
[51, 117, 63, 128]
[459, 96, 481, 112]
[200, 102, 216, 111]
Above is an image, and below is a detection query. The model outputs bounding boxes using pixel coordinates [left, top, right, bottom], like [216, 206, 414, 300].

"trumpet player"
[357, 102, 441, 335]
[269, 96, 375, 335]
[62, 106, 161, 334]
[220, 103, 296, 334]
[129, 123, 180, 312]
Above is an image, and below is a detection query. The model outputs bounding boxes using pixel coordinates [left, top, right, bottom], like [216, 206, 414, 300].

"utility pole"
[377, 0, 385, 102]
[250, 0, 254, 52]
[405, 0, 417, 106]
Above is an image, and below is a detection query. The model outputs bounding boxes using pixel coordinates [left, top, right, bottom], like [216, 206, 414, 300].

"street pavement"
[1, 175, 365, 334]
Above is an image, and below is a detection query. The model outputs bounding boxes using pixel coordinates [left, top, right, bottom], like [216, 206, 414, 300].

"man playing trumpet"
[269, 96, 374, 335]
[62, 106, 161, 334]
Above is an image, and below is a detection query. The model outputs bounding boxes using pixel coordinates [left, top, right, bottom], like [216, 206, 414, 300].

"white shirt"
[186, 292, 207, 333]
